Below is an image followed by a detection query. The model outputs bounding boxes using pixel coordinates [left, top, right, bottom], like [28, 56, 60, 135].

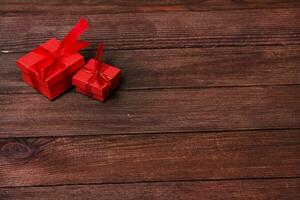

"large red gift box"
[16, 18, 89, 100]
[72, 43, 121, 102]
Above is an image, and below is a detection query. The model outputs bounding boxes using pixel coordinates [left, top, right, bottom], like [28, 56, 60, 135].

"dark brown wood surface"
[1, 179, 300, 200]
[0, 0, 300, 199]
[1, 8, 300, 52]
[2, 0, 300, 15]
[1, 129, 300, 187]
[1, 86, 300, 137]
[2, 45, 300, 94]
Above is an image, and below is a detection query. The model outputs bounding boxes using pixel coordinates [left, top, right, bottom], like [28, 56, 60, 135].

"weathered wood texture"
[1, 0, 300, 198]
[1, 85, 300, 137]
[0, 129, 299, 187]
[1, 0, 300, 15]
[1, 179, 300, 200]
[1, 8, 300, 52]
[2, 45, 300, 94]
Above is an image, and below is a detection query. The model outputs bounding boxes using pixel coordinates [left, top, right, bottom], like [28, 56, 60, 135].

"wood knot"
[1, 142, 34, 159]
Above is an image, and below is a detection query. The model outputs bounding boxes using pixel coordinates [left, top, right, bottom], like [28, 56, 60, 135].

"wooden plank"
[1, 179, 300, 200]
[0, 129, 299, 187]
[2, 45, 300, 94]
[1, 8, 300, 52]
[2, 0, 300, 15]
[1, 85, 300, 137]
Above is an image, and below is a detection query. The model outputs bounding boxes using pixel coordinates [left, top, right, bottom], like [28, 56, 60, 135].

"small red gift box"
[16, 18, 89, 100]
[72, 43, 121, 101]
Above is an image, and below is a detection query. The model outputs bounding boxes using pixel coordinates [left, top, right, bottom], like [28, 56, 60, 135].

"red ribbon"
[32, 18, 89, 81]
[83, 43, 112, 97]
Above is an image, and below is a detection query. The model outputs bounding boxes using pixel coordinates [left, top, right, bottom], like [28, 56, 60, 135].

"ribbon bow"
[83, 43, 112, 97]
[33, 18, 89, 80]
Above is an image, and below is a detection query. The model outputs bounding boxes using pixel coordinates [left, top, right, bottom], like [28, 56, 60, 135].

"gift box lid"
[16, 38, 84, 88]
[72, 59, 121, 95]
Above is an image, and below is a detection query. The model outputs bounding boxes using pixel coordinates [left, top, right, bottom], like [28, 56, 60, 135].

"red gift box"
[16, 18, 89, 100]
[72, 43, 121, 102]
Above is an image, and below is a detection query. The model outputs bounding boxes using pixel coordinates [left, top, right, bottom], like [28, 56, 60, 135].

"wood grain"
[2, 0, 300, 15]
[1, 85, 300, 137]
[1, 178, 300, 200]
[1, 8, 300, 52]
[0, 129, 299, 187]
[1, 1, 300, 197]
[2, 45, 300, 94]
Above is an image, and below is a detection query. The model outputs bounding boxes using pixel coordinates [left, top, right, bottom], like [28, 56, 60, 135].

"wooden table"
[1, 1, 300, 199]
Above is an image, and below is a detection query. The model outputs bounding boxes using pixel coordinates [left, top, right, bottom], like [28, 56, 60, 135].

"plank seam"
[0, 127, 299, 140]
[1, 176, 300, 189]
[2, 83, 300, 95]
[2, 5, 300, 16]
[2, 43, 300, 54]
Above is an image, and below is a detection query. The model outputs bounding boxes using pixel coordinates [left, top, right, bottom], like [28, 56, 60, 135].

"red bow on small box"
[83, 43, 112, 97]
[72, 43, 121, 101]
[32, 18, 89, 80]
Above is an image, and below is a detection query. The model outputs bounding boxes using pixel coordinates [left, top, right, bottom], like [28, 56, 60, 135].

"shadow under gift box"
[72, 59, 121, 102]
[16, 38, 85, 100]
